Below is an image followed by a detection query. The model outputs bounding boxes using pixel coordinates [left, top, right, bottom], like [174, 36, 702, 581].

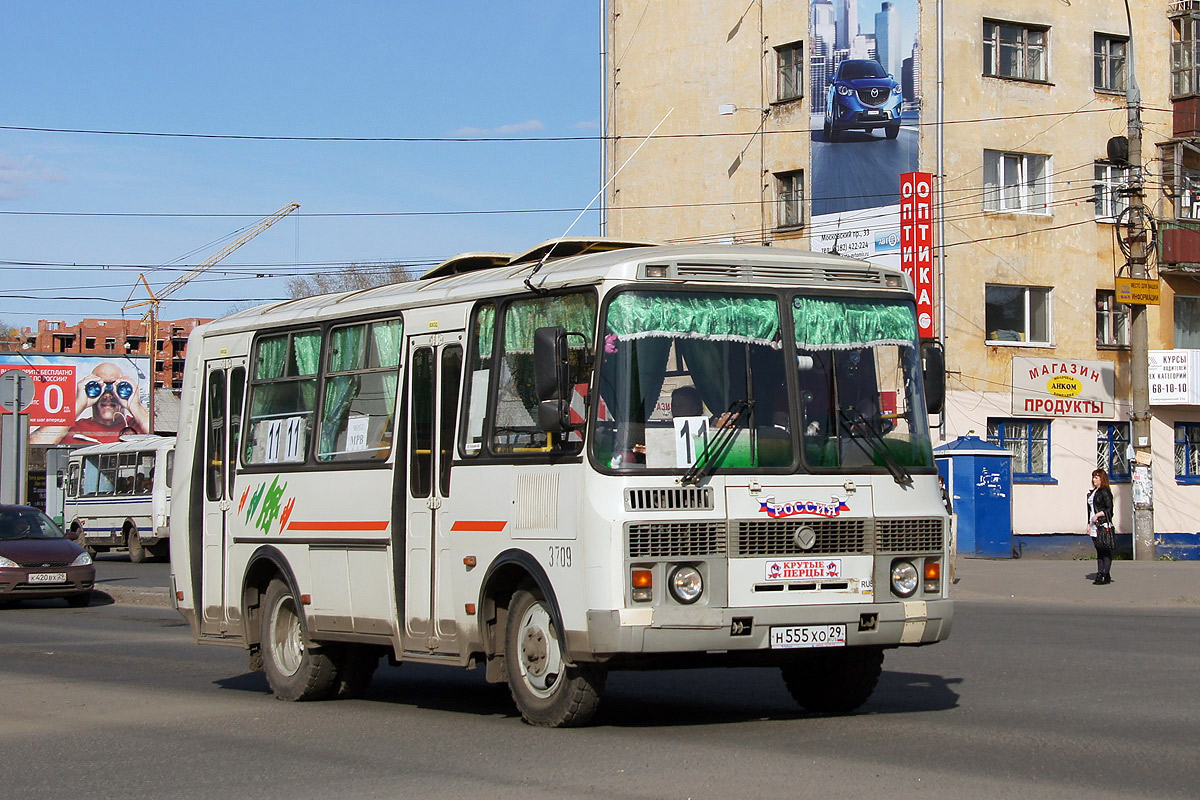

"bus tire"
[781, 645, 884, 713]
[331, 645, 381, 700]
[260, 579, 337, 701]
[504, 588, 604, 727]
[127, 529, 146, 564]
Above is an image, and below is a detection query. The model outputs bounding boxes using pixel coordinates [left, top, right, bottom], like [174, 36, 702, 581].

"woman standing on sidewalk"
[1087, 468, 1115, 585]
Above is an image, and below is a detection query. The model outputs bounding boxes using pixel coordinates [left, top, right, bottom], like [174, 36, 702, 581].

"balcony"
[1159, 220, 1200, 273]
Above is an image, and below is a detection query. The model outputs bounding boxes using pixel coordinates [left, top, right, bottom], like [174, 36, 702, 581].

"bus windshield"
[593, 289, 933, 477]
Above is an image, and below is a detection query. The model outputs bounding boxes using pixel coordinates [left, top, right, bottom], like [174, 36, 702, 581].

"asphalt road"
[2, 597, 1197, 799]
[811, 123, 919, 217]
[92, 551, 171, 591]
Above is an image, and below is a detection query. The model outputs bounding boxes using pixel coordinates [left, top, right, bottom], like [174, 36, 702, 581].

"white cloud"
[0, 153, 66, 200]
[573, 119, 599, 131]
[451, 119, 545, 137]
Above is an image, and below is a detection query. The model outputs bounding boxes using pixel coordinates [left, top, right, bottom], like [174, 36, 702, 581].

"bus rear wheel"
[504, 588, 604, 727]
[781, 646, 884, 713]
[260, 579, 337, 701]
[127, 529, 146, 564]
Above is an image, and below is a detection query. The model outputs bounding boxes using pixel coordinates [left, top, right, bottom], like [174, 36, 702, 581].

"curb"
[95, 586, 173, 608]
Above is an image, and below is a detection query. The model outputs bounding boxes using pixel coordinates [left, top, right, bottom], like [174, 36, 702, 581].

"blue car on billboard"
[823, 59, 902, 142]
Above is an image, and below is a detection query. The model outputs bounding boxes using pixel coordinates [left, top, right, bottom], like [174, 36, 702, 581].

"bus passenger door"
[200, 358, 246, 635]
[403, 333, 463, 652]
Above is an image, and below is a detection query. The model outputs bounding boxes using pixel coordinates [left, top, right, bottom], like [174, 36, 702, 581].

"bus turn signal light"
[631, 568, 653, 602]
[923, 560, 941, 594]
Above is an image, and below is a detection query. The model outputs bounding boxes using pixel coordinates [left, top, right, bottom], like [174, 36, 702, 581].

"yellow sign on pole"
[1115, 277, 1161, 305]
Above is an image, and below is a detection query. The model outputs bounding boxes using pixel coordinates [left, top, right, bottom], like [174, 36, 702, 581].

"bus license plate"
[770, 624, 846, 649]
[28, 572, 67, 584]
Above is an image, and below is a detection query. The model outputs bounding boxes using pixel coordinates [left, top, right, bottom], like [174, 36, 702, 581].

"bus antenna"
[524, 107, 674, 294]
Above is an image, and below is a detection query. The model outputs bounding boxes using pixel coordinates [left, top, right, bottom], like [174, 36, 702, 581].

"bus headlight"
[669, 565, 703, 604]
[890, 560, 919, 598]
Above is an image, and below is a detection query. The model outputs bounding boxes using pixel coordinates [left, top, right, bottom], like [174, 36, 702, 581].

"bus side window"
[136, 453, 154, 495]
[117, 452, 137, 495]
[490, 293, 595, 456]
[317, 318, 402, 463]
[66, 463, 79, 497]
[460, 303, 494, 457]
[99, 454, 118, 495]
[245, 329, 321, 465]
[82, 456, 101, 496]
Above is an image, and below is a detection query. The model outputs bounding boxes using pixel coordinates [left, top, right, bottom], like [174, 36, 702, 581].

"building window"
[983, 20, 1047, 82]
[1175, 423, 1200, 483]
[776, 170, 804, 229]
[984, 150, 1049, 213]
[1097, 421, 1131, 483]
[986, 285, 1051, 345]
[988, 418, 1052, 481]
[1093, 162, 1129, 221]
[104, 337, 116, 351]
[1094, 34, 1127, 92]
[1096, 290, 1129, 347]
[1175, 295, 1200, 348]
[777, 42, 804, 102]
[84, 337, 96, 350]
[1172, 15, 1200, 99]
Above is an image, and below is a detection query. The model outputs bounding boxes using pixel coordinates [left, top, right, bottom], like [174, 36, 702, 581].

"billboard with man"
[0, 355, 152, 446]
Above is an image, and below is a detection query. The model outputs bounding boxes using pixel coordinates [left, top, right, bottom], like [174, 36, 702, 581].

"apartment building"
[606, 1, 1199, 556]
[26, 317, 210, 389]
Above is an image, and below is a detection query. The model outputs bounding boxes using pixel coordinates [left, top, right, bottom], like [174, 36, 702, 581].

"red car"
[0, 504, 95, 607]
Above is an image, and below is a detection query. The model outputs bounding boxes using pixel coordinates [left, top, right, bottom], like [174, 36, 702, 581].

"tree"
[285, 261, 416, 299]
[0, 320, 23, 352]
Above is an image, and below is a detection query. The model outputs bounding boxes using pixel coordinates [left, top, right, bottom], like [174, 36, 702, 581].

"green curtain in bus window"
[792, 298, 916, 349]
[504, 294, 596, 351]
[319, 325, 363, 460]
[329, 325, 365, 371]
[606, 294, 780, 346]
[372, 319, 402, 412]
[255, 335, 288, 380]
[293, 331, 321, 410]
[475, 304, 496, 360]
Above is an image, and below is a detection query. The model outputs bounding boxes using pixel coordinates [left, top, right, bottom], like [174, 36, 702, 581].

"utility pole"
[1125, 0, 1156, 560]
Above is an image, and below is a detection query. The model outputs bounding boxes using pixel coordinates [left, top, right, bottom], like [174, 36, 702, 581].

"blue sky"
[0, 2, 604, 327]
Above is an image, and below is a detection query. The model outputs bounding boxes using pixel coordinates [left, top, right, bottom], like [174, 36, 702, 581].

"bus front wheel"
[260, 579, 337, 701]
[781, 646, 884, 713]
[504, 588, 605, 727]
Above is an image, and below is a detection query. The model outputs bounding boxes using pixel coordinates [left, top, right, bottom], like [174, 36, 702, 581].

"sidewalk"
[951, 558, 1200, 609]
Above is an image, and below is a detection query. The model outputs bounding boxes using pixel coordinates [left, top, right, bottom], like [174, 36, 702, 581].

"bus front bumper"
[576, 598, 952, 662]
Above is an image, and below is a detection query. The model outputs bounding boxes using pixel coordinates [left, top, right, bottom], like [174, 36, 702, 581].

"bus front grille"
[627, 521, 728, 558]
[625, 487, 715, 512]
[876, 518, 945, 552]
[733, 518, 871, 556]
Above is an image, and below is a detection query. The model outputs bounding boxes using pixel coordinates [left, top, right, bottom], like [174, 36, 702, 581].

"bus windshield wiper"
[680, 399, 754, 486]
[837, 408, 912, 485]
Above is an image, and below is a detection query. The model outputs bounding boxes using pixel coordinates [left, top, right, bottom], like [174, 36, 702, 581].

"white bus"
[171, 240, 951, 727]
[65, 435, 175, 563]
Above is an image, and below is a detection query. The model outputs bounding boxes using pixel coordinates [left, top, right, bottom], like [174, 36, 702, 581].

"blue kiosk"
[935, 435, 1014, 559]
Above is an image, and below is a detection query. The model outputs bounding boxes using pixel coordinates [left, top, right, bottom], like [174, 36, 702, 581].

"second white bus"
[65, 435, 175, 562]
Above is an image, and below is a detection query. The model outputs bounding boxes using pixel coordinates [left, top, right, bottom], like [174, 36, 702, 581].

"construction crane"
[123, 201, 299, 428]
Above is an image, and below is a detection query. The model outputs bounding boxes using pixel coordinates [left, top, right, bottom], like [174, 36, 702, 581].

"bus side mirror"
[921, 340, 945, 415]
[534, 326, 570, 433]
[56, 470, 65, 488]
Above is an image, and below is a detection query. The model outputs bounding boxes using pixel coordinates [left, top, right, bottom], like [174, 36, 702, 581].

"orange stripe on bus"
[450, 520, 508, 532]
[286, 520, 390, 532]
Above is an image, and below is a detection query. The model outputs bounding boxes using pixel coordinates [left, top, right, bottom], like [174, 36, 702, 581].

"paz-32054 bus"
[170, 240, 951, 727]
